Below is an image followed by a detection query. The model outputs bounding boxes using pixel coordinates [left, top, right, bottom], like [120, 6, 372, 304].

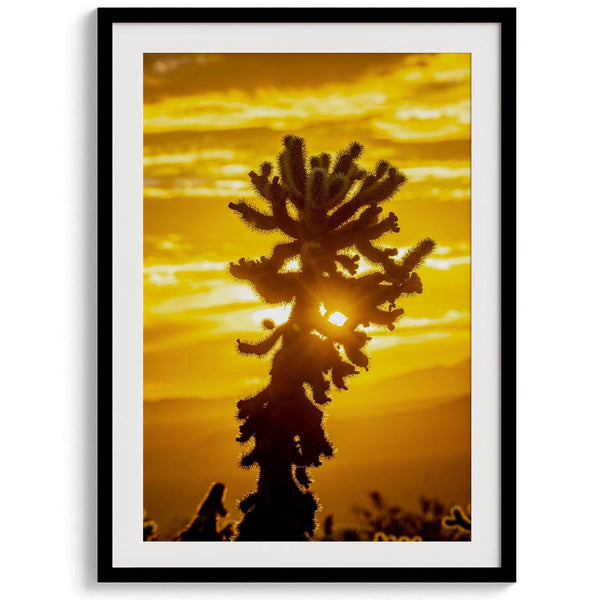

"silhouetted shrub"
[351, 492, 471, 541]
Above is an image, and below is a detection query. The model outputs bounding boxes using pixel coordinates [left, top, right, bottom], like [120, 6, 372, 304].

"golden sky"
[143, 53, 470, 535]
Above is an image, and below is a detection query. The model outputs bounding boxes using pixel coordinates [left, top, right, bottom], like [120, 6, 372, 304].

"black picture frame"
[98, 7, 516, 584]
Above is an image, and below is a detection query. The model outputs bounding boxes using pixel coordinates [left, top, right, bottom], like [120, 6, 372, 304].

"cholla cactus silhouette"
[176, 482, 231, 541]
[442, 505, 472, 533]
[143, 509, 158, 541]
[229, 135, 435, 540]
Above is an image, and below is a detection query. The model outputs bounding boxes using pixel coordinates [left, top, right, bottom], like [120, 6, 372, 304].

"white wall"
[0, 0, 598, 597]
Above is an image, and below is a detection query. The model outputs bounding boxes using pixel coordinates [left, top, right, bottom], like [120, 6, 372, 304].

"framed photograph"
[98, 7, 516, 583]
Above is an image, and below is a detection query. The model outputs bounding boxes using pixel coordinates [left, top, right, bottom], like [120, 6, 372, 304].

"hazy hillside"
[144, 360, 470, 538]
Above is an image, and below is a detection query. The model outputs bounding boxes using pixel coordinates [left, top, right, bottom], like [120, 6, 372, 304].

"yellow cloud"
[143, 52, 471, 400]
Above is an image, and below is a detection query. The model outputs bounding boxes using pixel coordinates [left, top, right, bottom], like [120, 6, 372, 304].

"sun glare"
[251, 305, 292, 326]
[328, 311, 348, 326]
[319, 303, 348, 326]
[283, 258, 301, 272]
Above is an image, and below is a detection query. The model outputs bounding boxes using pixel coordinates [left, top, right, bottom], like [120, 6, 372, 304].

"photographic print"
[101, 8, 515, 582]
[142, 52, 472, 544]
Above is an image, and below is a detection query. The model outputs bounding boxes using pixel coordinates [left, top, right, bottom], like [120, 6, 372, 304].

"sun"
[328, 312, 348, 326]
[318, 303, 348, 326]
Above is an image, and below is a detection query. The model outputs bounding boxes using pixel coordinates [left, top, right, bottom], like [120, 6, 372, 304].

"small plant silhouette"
[373, 531, 423, 542]
[175, 482, 233, 541]
[352, 492, 470, 541]
[442, 504, 471, 533]
[143, 509, 159, 541]
[229, 136, 435, 540]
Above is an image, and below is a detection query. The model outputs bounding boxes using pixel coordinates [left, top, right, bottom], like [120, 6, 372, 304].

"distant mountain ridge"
[144, 359, 471, 536]
[144, 359, 470, 407]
